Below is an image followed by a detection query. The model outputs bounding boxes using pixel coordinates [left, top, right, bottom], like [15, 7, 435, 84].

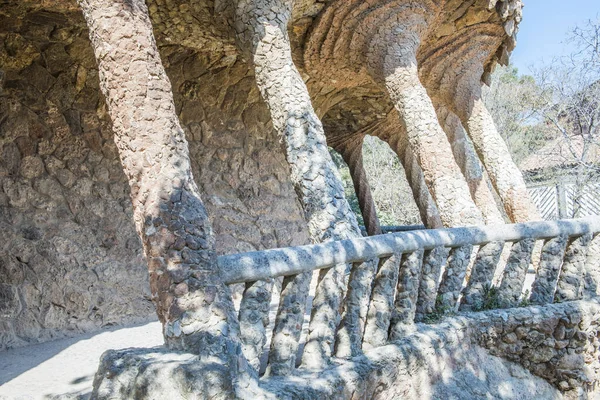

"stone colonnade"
[75, 0, 535, 395]
[304, 0, 538, 232]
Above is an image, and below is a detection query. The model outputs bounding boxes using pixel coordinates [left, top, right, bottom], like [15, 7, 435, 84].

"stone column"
[234, 0, 366, 370]
[436, 245, 473, 312]
[77, 0, 256, 396]
[362, 255, 401, 349]
[415, 247, 446, 321]
[453, 85, 540, 223]
[584, 234, 600, 297]
[376, 27, 484, 228]
[238, 279, 274, 372]
[498, 239, 535, 307]
[460, 241, 505, 311]
[436, 106, 505, 225]
[335, 138, 382, 236]
[383, 128, 444, 229]
[389, 250, 424, 340]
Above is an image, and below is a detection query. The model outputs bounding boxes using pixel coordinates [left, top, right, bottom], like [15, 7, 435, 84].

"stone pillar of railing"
[555, 234, 592, 302]
[436, 245, 473, 312]
[415, 247, 447, 321]
[335, 260, 378, 358]
[239, 279, 274, 372]
[460, 241, 505, 311]
[530, 235, 568, 305]
[498, 239, 536, 308]
[265, 272, 311, 376]
[362, 255, 402, 350]
[584, 234, 600, 298]
[389, 250, 424, 340]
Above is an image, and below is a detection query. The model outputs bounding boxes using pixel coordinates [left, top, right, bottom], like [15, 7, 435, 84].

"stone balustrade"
[218, 217, 600, 376]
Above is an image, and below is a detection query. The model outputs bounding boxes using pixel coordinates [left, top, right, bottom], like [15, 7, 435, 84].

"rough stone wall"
[0, 6, 309, 350]
[97, 301, 599, 400]
[470, 300, 600, 396]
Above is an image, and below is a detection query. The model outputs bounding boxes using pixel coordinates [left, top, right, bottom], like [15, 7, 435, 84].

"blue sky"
[510, 0, 600, 75]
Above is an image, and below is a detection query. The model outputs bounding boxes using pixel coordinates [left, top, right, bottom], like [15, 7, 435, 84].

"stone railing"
[218, 217, 600, 376]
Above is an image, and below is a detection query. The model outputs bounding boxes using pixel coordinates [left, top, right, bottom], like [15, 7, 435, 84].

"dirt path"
[0, 321, 163, 400]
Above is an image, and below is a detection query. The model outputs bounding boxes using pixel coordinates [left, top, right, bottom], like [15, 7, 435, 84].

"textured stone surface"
[531, 235, 569, 305]
[470, 300, 600, 395]
[363, 255, 401, 349]
[239, 279, 274, 372]
[498, 239, 536, 307]
[93, 301, 599, 399]
[0, 2, 309, 350]
[92, 347, 272, 400]
[555, 234, 592, 302]
[335, 259, 378, 358]
[304, 0, 531, 228]
[266, 271, 311, 377]
[437, 245, 474, 312]
[584, 234, 600, 297]
[461, 241, 505, 310]
[8, 0, 598, 397]
[437, 106, 506, 225]
[415, 247, 447, 321]
[390, 250, 423, 339]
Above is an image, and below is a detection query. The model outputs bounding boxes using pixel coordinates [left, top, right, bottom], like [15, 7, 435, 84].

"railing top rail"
[218, 217, 600, 284]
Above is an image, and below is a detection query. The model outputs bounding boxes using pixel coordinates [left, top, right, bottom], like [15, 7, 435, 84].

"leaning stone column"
[234, 0, 367, 371]
[452, 85, 540, 223]
[436, 105, 505, 225]
[584, 234, 600, 297]
[335, 138, 382, 236]
[77, 0, 257, 396]
[382, 127, 444, 230]
[373, 26, 484, 228]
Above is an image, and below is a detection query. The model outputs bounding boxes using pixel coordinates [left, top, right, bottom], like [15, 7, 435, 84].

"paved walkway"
[0, 322, 163, 400]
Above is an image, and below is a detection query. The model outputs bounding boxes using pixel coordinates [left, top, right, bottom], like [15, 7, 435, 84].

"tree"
[482, 66, 552, 164]
[531, 19, 600, 217]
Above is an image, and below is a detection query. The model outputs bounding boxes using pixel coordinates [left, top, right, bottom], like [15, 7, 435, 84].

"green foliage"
[483, 65, 557, 164]
[518, 290, 531, 308]
[422, 295, 456, 324]
[471, 284, 502, 312]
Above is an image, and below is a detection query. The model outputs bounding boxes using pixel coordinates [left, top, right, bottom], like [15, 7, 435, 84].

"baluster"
[389, 250, 424, 341]
[584, 233, 600, 297]
[555, 234, 593, 302]
[530, 235, 568, 305]
[301, 264, 348, 370]
[362, 255, 401, 350]
[264, 271, 311, 376]
[415, 247, 447, 322]
[335, 259, 378, 358]
[238, 279, 274, 372]
[436, 245, 473, 313]
[497, 238, 535, 307]
[460, 241, 504, 311]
